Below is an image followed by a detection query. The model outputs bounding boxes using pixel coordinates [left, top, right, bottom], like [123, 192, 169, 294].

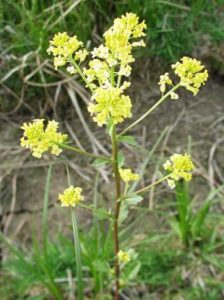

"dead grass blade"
[66, 84, 109, 156]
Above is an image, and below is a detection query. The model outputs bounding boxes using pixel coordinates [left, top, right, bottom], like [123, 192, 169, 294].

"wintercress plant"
[20, 12, 208, 300]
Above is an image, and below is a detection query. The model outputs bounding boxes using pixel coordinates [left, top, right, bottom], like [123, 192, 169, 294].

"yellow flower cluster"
[47, 13, 147, 127]
[163, 153, 195, 189]
[172, 57, 208, 95]
[84, 13, 146, 126]
[88, 87, 132, 126]
[117, 250, 131, 263]
[119, 168, 139, 183]
[20, 119, 67, 158]
[86, 12, 146, 86]
[47, 32, 87, 69]
[58, 186, 84, 207]
[103, 12, 146, 68]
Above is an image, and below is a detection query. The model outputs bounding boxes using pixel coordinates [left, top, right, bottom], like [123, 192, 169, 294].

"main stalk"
[111, 125, 121, 300]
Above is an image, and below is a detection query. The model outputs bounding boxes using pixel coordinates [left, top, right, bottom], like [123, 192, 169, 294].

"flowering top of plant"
[47, 13, 146, 127]
[119, 168, 139, 183]
[172, 57, 208, 95]
[20, 119, 67, 158]
[47, 32, 88, 69]
[117, 250, 131, 263]
[163, 153, 195, 189]
[58, 186, 84, 207]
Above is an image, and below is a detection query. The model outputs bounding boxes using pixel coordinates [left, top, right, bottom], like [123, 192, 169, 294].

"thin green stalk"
[136, 174, 171, 194]
[118, 84, 181, 136]
[70, 58, 94, 92]
[66, 165, 84, 300]
[110, 66, 115, 86]
[71, 208, 84, 300]
[42, 164, 52, 257]
[111, 125, 121, 300]
[55, 142, 111, 161]
[116, 74, 122, 88]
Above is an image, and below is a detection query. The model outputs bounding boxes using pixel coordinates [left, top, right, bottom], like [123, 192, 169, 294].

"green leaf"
[118, 194, 143, 224]
[106, 118, 114, 136]
[92, 158, 110, 167]
[191, 201, 210, 239]
[93, 207, 110, 220]
[118, 202, 129, 224]
[125, 193, 143, 206]
[127, 262, 141, 280]
[92, 259, 109, 273]
[169, 219, 182, 240]
[117, 135, 137, 145]
[117, 150, 125, 168]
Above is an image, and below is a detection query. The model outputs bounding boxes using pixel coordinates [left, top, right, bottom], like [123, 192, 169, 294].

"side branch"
[55, 142, 111, 161]
[136, 174, 171, 194]
[118, 83, 181, 137]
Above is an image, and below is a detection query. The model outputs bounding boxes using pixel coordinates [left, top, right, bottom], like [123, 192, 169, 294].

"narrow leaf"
[117, 151, 125, 168]
[92, 157, 110, 167]
[117, 135, 137, 145]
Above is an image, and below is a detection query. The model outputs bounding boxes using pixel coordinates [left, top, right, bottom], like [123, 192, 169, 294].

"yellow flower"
[163, 153, 195, 188]
[20, 119, 67, 158]
[117, 250, 131, 263]
[83, 59, 110, 86]
[158, 72, 173, 93]
[75, 49, 88, 62]
[118, 65, 132, 77]
[119, 168, 139, 183]
[66, 65, 77, 74]
[58, 186, 83, 207]
[170, 91, 179, 100]
[172, 57, 208, 95]
[91, 45, 109, 59]
[47, 32, 86, 69]
[88, 87, 132, 126]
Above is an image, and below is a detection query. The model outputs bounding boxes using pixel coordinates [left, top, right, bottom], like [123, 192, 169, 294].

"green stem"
[118, 84, 181, 137]
[136, 174, 171, 194]
[110, 66, 115, 86]
[70, 58, 94, 92]
[111, 125, 121, 300]
[55, 142, 111, 161]
[116, 74, 122, 88]
[71, 208, 84, 300]
[42, 164, 52, 258]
